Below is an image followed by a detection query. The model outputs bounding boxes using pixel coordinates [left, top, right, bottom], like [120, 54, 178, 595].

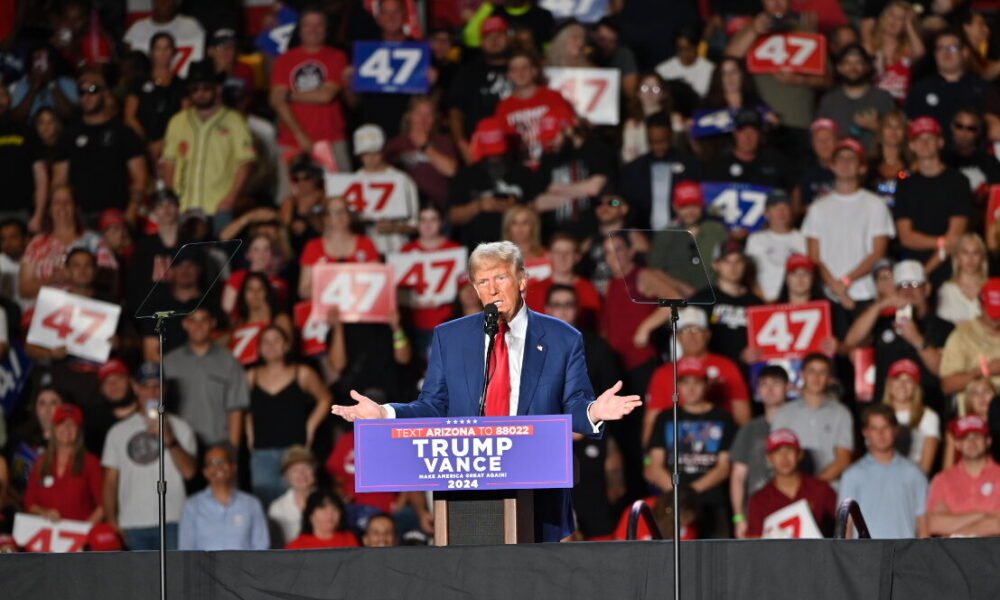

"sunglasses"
[78, 83, 103, 95]
[952, 122, 979, 132]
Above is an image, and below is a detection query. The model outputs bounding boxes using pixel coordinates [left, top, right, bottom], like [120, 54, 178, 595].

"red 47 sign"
[747, 301, 832, 361]
[325, 172, 417, 221]
[388, 246, 468, 307]
[544, 67, 620, 125]
[747, 32, 827, 77]
[312, 264, 396, 324]
[27, 287, 121, 363]
[294, 301, 329, 356]
[230, 322, 266, 365]
[13, 512, 92, 552]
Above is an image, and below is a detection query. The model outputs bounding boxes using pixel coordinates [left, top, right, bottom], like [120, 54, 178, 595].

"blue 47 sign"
[254, 5, 299, 57]
[0, 343, 31, 416]
[352, 41, 430, 94]
[702, 182, 773, 232]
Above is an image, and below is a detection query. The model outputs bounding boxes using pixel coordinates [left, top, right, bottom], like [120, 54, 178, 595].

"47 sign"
[747, 32, 827, 77]
[747, 301, 833, 361]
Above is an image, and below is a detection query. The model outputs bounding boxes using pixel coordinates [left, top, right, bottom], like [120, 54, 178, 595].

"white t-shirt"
[745, 228, 807, 301]
[801, 189, 896, 302]
[123, 16, 205, 76]
[102, 412, 197, 528]
[896, 407, 940, 467]
[654, 57, 715, 97]
[267, 489, 303, 546]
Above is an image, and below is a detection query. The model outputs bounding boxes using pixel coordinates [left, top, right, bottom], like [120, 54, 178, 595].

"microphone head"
[484, 302, 499, 319]
[484, 302, 499, 335]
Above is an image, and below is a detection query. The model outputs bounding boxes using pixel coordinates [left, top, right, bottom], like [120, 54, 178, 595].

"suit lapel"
[463, 316, 484, 412]
[518, 309, 548, 416]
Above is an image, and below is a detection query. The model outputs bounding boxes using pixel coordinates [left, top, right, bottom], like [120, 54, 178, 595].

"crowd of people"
[2, 0, 1000, 552]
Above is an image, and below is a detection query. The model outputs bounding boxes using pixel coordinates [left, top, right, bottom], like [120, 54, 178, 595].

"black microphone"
[479, 303, 500, 416]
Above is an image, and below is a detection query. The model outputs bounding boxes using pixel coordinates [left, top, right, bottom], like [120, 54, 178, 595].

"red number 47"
[42, 306, 107, 344]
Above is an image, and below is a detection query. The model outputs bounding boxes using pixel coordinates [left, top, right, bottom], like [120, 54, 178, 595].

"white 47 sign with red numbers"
[762, 499, 823, 539]
[389, 246, 467, 307]
[13, 513, 92, 552]
[325, 171, 417, 221]
[747, 301, 832, 361]
[747, 32, 827, 77]
[27, 287, 121, 363]
[545, 67, 620, 125]
[312, 264, 395, 324]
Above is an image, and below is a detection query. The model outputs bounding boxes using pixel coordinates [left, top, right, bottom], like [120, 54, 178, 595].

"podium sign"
[354, 415, 573, 492]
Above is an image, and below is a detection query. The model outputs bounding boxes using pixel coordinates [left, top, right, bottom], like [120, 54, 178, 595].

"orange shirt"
[927, 459, 1000, 515]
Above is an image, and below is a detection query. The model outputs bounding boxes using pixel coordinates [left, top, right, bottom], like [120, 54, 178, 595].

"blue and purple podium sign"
[354, 415, 573, 492]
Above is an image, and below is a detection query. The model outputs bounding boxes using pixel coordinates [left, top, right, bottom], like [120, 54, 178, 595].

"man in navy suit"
[332, 241, 642, 541]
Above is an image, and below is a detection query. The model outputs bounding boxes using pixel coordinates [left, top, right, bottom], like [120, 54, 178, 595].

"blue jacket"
[390, 308, 601, 541]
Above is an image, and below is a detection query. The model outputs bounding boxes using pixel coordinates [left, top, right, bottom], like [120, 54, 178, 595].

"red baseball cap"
[887, 358, 921, 383]
[52, 404, 84, 427]
[908, 116, 942, 139]
[98, 208, 125, 232]
[810, 118, 838, 134]
[785, 253, 815, 273]
[87, 523, 124, 551]
[834, 138, 866, 160]
[481, 15, 508, 36]
[766, 428, 801, 453]
[470, 117, 508, 160]
[97, 359, 129, 383]
[676, 357, 707, 379]
[980, 278, 1000, 320]
[950, 415, 989, 439]
[673, 181, 703, 208]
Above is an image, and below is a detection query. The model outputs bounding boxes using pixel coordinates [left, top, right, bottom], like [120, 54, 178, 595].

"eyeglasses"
[935, 43, 961, 53]
[952, 121, 979, 132]
[598, 197, 623, 208]
[897, 281, 923, 289]
[639, 84, 661, 94]
[78, 83, 103, 95]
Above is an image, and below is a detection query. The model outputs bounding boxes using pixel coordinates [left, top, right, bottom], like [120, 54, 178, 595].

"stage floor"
[2, 538, 998, 600]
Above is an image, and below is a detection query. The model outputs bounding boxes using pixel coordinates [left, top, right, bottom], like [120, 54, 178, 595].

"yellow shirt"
[162, 107, 255, 214]
[939, 318, 1000, 400]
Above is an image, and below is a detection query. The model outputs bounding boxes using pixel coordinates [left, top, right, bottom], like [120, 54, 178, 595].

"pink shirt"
[927, 459, 1000, 514]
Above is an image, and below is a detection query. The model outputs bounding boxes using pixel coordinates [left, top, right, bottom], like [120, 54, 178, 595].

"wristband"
[393, 330, 406, 341]
[393, 339, 409, 350]
[839, 275, 852, 288]
[732, 513, 746, 524]
[937, 236, 947, 261]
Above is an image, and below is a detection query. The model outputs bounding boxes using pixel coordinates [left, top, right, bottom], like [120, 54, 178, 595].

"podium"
[353, 415, 573, 546]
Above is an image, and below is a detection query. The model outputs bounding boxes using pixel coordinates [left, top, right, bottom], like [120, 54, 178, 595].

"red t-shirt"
[524, 276, 602, 321]
[271, 46, 349, 147]
[646, 353, 750, 417]
[746, 475, 838, 538]
[285, 531, 359, 549]
[601, 269, 656, 370]
[23, 452, 103, 521]
[495, 87, 575, 166]
[300, 236, 381, 266]
[399, 239, 463, 331]
[325, 431, 397, 513]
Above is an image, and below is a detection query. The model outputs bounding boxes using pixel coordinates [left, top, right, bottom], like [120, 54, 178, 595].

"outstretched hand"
[588, 380, 642, 422]
[330, 390, 388, 422]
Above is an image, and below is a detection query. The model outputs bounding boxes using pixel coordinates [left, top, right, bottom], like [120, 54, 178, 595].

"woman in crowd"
[124, 32, 187, 161]
[246, 326, 331, 506]
[867, 110, 912, 205]
[27, 107, 63, 231]
[882, 358, 940, 474]
[279, 157, 326, 255]
[18, 185, 118, 300]
[937, 233, 987, 325]
[285, 489, 359, 549]
[9, 387, 65, 493]
[961, 10, 1000, 81]
[621, 72, 672, 163]
[383, 97, 459, 214]
[502, 205, 549, 281]
[942, 378, 997, 469]
[298, 196, 381, 300]
[267, 446, 318, 547]
[700, 56, 765, 114]
[23, 404, 103, 524]
[776, 254, 839, 352]
[227, 272, 295, 367]
[864, 0, 924, 103]
[546, 21, 592, 68]
[222, 234, 290, 317]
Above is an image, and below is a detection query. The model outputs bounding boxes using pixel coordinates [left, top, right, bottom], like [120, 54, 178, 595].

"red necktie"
[485, 320, 511, 416]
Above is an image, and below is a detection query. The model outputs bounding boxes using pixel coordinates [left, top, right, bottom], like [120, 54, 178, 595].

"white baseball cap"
[677, 307, 708, 331]
[353, 124, 385, 156]
[892, 260, 926, 287]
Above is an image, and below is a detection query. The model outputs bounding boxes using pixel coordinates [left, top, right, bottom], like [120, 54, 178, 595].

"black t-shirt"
[873, 313, 954, 414]
[649, 405, 736, 506]
[536, 137, 616, 241]
[704, 147, 792, 189]
[0, 116, 39, 211]
[489, 5, 556, 46]
[54, 118, 144, 213]
[445, 55, 510, 137]
[336, 323, 408, 404]
[572, 437, 615, 537]
[904, 73, 994, 132]
[700, 288, 763, 368]
[893, 168, 972, 263]
[448, 158, 541, 252]
[798, 163, 834, 208]
[127, 233, 184, 312]
[130, 77, 187, 142]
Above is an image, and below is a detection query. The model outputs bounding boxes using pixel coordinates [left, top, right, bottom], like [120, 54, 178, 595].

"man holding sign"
[332, 241, 641, 542]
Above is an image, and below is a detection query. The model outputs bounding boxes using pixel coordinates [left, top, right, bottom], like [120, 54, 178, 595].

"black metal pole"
[154, 314, 168, 600]
[669, 306, 681, 600]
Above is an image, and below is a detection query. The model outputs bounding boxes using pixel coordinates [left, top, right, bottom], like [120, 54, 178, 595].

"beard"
[193, 93, 217, 109]
[840, 72, 870, 87]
